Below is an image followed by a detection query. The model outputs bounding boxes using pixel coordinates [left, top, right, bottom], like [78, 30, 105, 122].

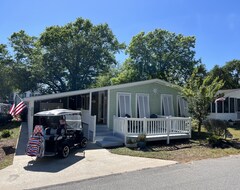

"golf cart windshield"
[34, 109, 82, 130]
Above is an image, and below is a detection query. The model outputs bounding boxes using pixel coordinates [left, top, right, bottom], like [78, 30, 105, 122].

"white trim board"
[24, 79, 180, 102]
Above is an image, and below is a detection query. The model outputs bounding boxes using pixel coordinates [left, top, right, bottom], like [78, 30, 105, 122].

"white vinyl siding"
[117, 93, 131, 117]
[161, 94, 174, 116]
[177, 96, 189, 117]
[136, 93, 150, 118]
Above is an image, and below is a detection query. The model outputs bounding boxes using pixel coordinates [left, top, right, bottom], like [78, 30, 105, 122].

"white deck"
[127, 133, 190, 141]
[113, 116, 191, 144]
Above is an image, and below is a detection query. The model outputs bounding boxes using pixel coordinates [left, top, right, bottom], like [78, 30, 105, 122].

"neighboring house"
[208, 89, 240, 121]
[19, 91, 41, 99]
[24, 79, 191, 147]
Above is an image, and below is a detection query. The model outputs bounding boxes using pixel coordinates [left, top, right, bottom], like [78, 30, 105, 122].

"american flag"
[9, 94, 27, 116]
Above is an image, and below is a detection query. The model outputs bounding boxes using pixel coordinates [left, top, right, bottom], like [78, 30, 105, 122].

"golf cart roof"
[34, 109, 81, 116]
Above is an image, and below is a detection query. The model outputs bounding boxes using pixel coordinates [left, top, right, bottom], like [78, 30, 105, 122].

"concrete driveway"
[0, 124, 177, 190]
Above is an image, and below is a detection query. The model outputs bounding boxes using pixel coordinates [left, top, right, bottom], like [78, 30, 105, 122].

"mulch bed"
[0, 139, 16, 162]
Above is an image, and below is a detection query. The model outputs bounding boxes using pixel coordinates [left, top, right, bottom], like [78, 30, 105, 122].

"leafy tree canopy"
[208, 60, 240, 89]
[8, 18, 125, 94]
[126, 29, 200, 86]
[223, 60, 240, 88]
[0, 44, 14, 101]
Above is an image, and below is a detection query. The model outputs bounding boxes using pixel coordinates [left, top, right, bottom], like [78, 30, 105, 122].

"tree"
[208, 60, 240, 90]
[8, 18, 125, 93]
[9, 30, 40, 93]
[93, 67, 119, 87]
[38, 18, 125, 92]
[126, 29, 200, 85]
[223, 60, 240, 88]
[0, 44, 14, 101]
[182, 66, 224, 134]
[208, 64, 236, 89]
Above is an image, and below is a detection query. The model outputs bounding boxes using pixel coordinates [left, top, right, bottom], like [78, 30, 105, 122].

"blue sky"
[1, 0, 240, 71]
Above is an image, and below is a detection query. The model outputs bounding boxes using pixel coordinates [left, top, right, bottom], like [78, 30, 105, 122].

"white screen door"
[137, 94, 150, 118]
[162, 94, 174, 116]
[178, 96, 189, 117]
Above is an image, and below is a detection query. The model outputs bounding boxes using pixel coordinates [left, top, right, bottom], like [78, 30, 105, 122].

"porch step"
[95, 125, 124, 148]
[96, 135, 124, 148]
[95, 134, 123, 143]
[96, 131, 113, 137]
[96, 127, 111, 133]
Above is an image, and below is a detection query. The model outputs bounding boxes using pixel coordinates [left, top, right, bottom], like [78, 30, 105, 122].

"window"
[217, 101, 223, 113]
[161, 94, 174, 116]
[230, 98, 235, 113]
[178, 96, 189, 117]
[237, 99, 240, 112]
[137, 94, 150, 118]
[117, 93, 131, 117]
[224, 97, 229, 113]
[211, 102, 216, 113]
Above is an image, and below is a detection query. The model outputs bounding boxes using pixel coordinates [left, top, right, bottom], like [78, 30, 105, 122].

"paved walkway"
[0, 123, 177, 190]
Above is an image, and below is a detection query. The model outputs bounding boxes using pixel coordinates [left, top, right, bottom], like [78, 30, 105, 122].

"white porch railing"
[81, 109, 96, 142]
[113, 116, 191, 144]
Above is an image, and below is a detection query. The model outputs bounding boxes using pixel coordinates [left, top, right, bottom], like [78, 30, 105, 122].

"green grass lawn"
[0, 121, 21, 170]
[110, 125, 240, 163]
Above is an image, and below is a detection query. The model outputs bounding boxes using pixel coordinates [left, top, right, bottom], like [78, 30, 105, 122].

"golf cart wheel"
[80, 137, 88, 148]
[60, 145, 70, 158]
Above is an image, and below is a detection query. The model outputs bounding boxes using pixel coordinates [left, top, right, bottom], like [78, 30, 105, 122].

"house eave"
[24, 79, 180, 102]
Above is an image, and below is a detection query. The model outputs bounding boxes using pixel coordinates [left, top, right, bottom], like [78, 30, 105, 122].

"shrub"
[203, 119, 229, 137]
[1, 130, 11, 138]
[137, 134, 146, 142]
[126, 137, 137, 144]
[207, 135, 225, 148]
[0, 113, 13, 125]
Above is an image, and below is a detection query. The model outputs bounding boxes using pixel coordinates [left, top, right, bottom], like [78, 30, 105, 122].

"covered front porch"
[113, 116, 191, 145]
[208, 90, 240, 121]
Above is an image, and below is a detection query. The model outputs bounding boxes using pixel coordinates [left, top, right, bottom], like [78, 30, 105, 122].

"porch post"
[166, 117, 170, 144]
[143, 117, 147, 134]
[27, 100, 34, 138]
[215, 101, 217, 117]
[107, 90, 110, 128]
[188, 117, 192, 138]
[124, 118, 128, 145]
[89, 92, 92, 115]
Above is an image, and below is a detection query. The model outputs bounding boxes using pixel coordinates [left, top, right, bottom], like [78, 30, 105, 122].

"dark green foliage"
[137, 134, 146, 142]
[207, 135, 222, 147]
[208, 60, 240, 90]
[1, 129, 11, 138]
[126, 29, 200, 86]
[204, 119, 229, 137]
[0, 44, 14, 100]
[6, 18, 125, 94]
[0, 113, 13, 125]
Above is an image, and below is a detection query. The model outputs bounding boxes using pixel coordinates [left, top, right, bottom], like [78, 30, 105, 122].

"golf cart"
[26, 109, 87, 158]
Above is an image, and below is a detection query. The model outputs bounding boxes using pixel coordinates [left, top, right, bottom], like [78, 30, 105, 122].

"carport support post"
[89, 92, 92, 115]
[27, 100, 34, 138]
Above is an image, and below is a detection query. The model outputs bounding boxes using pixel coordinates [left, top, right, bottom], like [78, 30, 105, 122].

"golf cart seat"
[45, 127, 64, 140]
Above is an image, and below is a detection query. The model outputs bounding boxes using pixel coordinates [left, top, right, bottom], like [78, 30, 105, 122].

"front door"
[91, 91, 108, 124]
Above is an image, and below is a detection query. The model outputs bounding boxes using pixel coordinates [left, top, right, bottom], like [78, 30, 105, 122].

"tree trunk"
[198, 120, 202, 135]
